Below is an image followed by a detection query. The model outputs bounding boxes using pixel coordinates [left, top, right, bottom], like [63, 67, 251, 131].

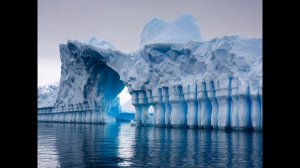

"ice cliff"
[38, 14, 262, 130]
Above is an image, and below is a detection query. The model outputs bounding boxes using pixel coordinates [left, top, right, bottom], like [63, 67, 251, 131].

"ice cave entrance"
[117, 86, 134, 113]
[118, 86, 132, 107]
[117, 86, 154, 114]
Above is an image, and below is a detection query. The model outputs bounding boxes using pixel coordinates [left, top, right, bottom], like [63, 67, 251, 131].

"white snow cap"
[140, 14, 202, 46]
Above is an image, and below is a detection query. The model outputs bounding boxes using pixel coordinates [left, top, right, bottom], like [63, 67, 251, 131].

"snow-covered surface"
[141, 14, 202, 46]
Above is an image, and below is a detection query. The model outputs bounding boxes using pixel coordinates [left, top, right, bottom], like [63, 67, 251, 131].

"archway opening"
[117, 86, 134, 113]
[148, 105, 154, 117]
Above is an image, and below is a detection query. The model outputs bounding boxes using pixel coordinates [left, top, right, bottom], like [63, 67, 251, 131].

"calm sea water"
[38, 122, 262, 168]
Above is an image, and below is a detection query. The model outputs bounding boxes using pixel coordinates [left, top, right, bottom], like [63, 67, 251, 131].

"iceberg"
[38, 14, 262, 130]
[141, 14, 202, 46]
[38, 83, 59, 108]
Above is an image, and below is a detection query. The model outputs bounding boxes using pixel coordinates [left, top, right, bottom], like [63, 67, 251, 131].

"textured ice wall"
[38, 38, 262, 128]
[124, 35, 262, 130]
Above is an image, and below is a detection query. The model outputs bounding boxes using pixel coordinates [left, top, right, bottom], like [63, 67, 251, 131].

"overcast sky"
[38, 0, 262, 86]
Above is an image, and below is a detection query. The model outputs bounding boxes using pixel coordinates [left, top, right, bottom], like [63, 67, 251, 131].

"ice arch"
[40, 42, 126, 124]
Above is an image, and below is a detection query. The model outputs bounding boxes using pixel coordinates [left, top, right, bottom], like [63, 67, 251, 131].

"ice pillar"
[216, 78, 232, 129]
[162, 87, 171, 127]
[259, 80, 263, 130]
[146, 90, 155, 125]
[146, 90, 156, 125]
[152, 88, 165, 127]
[183, 84, 198, 128]
[131, 91, 142, 126]
[207, 81, 218, 129]
[70, 104, 76, 122]
[197, 81, 212, 129]
[138, 91, 151, 126]
[85, 102, 92, 123]
[250, 81, 262, 130]
[237, 83, 251, 130]
[169, 85, 187, 127]
[231, 78, 239, 129]
[75, 104, 81, 122]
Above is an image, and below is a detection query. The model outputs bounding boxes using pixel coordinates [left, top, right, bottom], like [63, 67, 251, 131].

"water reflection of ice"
[117, 124, 134, 167]
[38, 122, 262, 167]
[38, 132, 61, 168]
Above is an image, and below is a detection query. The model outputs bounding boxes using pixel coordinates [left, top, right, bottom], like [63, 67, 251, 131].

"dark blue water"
[38, 122, 262, 168]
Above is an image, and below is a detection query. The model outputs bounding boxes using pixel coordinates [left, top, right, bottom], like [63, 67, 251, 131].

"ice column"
[216, 78, 232, 129]
[183, 84, 198, 128]
[259, 80, 263, 130]
[250, 81, 262, 130]
[85, 102, 90, 123]
[138, 91, 151, 126]
[237, 83, 251, 130]
[131, 91, 142, 126]
[196, 83, 201, 128]
[146, 90, 155, 125]
[152, 88, 165, 127]
[95, 101, 104, 123]
[207, 81, 218, 129]
[231, 78, 239, 129]
[64, 106, 68, 122]
[162, 87, 171, 127]
[53, 106, 59, 122]
[79, 103, 84, 123]
[70, 104, 76, 123]
[75, 104, 81, 122]
[54, 108, 59, 122]
[50, 107, 55, 122]
[49, 109, 53, 122]
[198, 81, 212, 129]
[81, 103, 86, 123]
[147, 90, 156, 125]
[146, 90, 153, 104]
[58, 106, 64, 122]
[90, 102, 97, 123]
[169, 85, 187, 127]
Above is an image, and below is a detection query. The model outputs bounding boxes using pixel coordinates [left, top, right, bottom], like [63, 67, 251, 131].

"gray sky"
[38, 0, 262, 86]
